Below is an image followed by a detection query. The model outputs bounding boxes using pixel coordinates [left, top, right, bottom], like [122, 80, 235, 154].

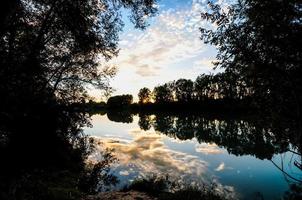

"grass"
[122, 176, 225, 200]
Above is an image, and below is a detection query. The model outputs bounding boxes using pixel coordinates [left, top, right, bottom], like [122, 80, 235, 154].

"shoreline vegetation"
[1, 0, 301, 199]
[81, 73, 259, 115]
[80, 70, 299, 119]
[84, 176, 226, 200]
[82, 98, 255, 115]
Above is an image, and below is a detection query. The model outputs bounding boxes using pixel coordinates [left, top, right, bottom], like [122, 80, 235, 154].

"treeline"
[83, 71, 255, 112]
[138, 72, 252, 104]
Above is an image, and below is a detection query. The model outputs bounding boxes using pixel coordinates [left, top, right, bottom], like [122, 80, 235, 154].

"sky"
[89, 0, 227, 101]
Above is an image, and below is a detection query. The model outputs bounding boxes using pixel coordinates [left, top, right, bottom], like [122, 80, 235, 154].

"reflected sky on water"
[84, 114, 302, 199]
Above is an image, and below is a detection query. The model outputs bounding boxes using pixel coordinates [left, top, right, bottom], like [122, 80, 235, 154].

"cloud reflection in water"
[95, 130, 208, 181]
[88, 123, 238, 199]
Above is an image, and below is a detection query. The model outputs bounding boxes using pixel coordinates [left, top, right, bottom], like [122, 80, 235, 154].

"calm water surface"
[84, 113, 302, 199]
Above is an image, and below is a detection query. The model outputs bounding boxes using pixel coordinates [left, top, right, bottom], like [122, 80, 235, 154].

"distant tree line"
[138, 71, 253, 105]
[87, 0, 302, 117]
[84, 71, 253, 111]
[83, 70, 253, 112]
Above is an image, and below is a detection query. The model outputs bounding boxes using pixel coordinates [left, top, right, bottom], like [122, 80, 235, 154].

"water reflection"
[90, 131, 238, 199]
[135, 113, 297, 161]
[96, 132, 207, 177]
[86, 111, 302, 199]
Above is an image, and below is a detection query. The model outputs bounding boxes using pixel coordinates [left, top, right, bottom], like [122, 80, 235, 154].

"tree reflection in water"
[106, 110, 302, 198]
[136, 113, 300, 160]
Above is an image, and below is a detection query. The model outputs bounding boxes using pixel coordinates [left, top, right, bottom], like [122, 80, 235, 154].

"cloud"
[88, 130, 238, 199]
[119, 170, 130, 176]
[215, 162, 225, 171]
[109, 0, 212, 77]
[91, 132, 209, 183]
[215, 162, 233, 172]
[96, 0, 222, 99]
[195, 143, 224, 155]
[135, 64, 160, 77]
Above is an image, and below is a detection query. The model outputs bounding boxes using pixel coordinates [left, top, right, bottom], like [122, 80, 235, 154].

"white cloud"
[215, 161, 233, 172]
[90, 132, 209, 183]
[119, 170, 130, 176]
[91, 0, 222, 99]
[215, 162, 225, 171]
[195, 143, 224, 155]
[88, 129, 237, 199]
[136, 64, 160, 77]
[109, 1, 212, 77]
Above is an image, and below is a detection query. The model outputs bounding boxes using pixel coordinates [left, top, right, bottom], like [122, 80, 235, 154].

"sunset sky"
[90, 0, 229, 101]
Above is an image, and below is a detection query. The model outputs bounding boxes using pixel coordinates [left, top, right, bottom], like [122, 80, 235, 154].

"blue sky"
[90, 0, 229, 101]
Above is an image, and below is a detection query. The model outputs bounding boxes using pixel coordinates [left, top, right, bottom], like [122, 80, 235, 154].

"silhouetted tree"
[153, 83, 174, 103]
[138, 87, 152, 104]
[194, 74, 208, 101]
[0, 0, 159, 198]
[194, 74, 217, 99]
[107, 94, 133, 108]
[174, 79, 194, 102]
[136, 71, 253, 109]
[0, 0, 158, 148]
[200, 0, 302, 116]
[283, 184, 302, 200]
[0, 0, 158, 106]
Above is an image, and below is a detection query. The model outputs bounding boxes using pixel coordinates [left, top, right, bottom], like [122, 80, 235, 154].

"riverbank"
[83, 191, 156, 200]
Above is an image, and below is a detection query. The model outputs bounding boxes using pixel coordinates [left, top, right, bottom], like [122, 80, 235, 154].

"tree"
[107, 94, 133, 108]
[0, 1, 159, 197]
[174, 79, 194, 102]
[194, 74, 215, 100]
[138, 87, 152, 104]
[153, 84, 174, 103]
[194, 74, 207, 101]
[0, 0, 158, 107]
[0, 0, 158, 152]
[200, 0, 302, 115]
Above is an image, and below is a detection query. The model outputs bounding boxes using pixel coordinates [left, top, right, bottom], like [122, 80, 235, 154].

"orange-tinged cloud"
[90, 132, 208, 180]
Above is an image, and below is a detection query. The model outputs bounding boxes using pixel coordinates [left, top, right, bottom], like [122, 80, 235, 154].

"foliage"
[123, 176, 169, 195]
[138, 72, 252, 105]
[122, 176, 224, 200]
[153, 83, 174, 103]
[0, 107, 119, 199]
[138, 87, 152, 104]
[0, 0, 158, 199]
[0, 0, 158, 105]
[200, 0, 302, 116]
[174, 79, 194, 102]
[79, 148, 119, 194]
[107, 94, 133, 108]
